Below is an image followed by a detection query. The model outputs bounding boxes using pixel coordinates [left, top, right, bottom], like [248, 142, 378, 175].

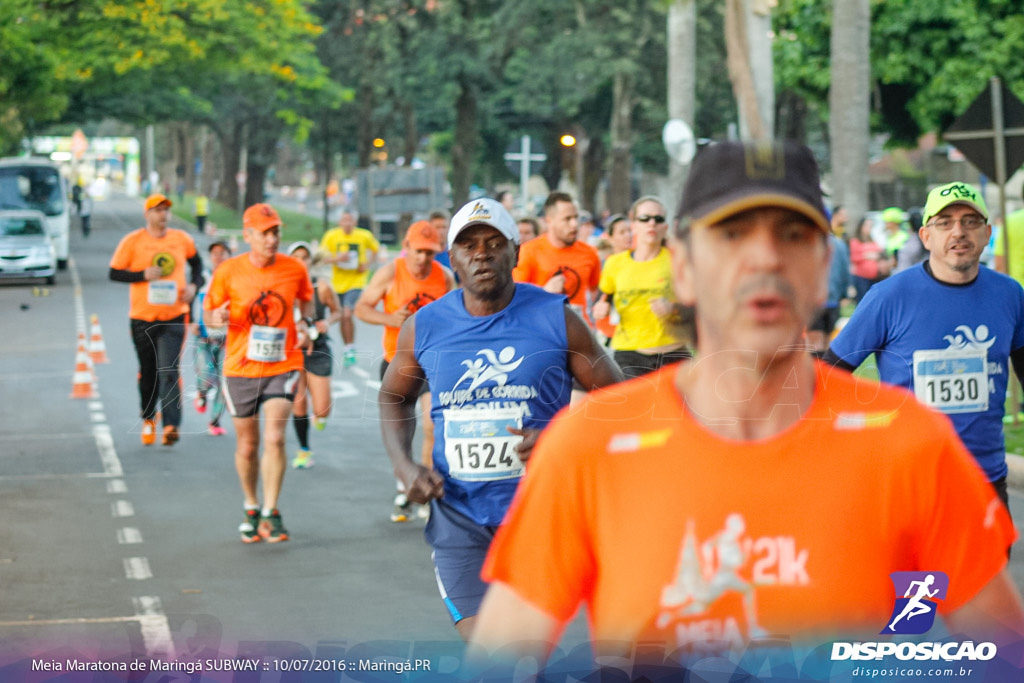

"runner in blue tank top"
[379, 197, 623, 641]
[827, 182, 1024, 522]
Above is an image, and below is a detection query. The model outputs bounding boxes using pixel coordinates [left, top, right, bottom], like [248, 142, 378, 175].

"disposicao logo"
[831, 571, 998, 663]
[882, 571, 948, 635]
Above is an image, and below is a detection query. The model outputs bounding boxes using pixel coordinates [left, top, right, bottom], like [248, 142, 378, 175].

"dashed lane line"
[63, 257, 174, 658]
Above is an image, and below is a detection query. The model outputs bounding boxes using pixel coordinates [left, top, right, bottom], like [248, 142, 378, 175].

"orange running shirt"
[109, 228, 198, 321]
[204, 253, 313, 378]
[483, 363, 1014, 651]
[513, 237, 600, 321]
[382, 258, 448, 362]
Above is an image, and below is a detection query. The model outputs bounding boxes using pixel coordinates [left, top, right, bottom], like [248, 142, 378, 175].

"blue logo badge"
[881, 571, 949, 635]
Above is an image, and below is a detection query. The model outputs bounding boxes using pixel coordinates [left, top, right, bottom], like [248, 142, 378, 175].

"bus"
[0, 157, 71, 270]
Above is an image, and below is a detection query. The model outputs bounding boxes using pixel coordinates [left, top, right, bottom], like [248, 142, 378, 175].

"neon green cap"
[881, 207, 904, 223]
[922, 182, 988, 228]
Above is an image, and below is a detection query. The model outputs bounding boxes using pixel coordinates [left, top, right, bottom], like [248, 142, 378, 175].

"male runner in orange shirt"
[109, 193, 204, 447]
[513, 191, 601, 325]
[471, 141, 1023, 674]
[355, 220, 455, 521]
[205, 203, 314, 543]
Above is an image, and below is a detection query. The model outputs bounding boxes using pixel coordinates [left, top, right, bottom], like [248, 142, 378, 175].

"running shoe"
[313, 417, 327, 431]
[208, 423, 226, 436]
[343, 348, 357, 368]
[416, 502, 431, 521]
[291, 448, 314, 469]
[258, 509, 289, 543]
[141, 419, 157, 446]
[391, 493, 414, 523]
[239, 509, 262, 543]
[161, 425, 180, 446]
[194, 392, 207, 414]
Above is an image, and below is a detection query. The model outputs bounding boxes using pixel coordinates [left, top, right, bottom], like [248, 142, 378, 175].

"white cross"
[503, 135, 546, 211]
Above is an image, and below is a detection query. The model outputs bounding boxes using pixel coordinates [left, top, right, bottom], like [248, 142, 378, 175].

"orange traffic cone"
[70, 334, 97, 399]
[89, 313, 110, 364]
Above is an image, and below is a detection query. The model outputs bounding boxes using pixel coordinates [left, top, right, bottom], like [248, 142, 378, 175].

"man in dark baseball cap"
[470, 140, 1021, 670]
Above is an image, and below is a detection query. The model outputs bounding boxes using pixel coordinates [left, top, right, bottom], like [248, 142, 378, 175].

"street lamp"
[560, 133, 585, 198]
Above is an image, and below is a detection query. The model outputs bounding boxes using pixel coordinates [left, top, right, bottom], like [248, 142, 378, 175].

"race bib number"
[339, 249, 359, 269]
[912, 348, 988, 414]
[147, 280, 178, 305]
[443, 406, 525, 482]
[247, 325, 287, 363]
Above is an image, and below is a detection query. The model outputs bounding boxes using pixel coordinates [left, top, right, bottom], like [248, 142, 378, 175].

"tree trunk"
[725, 0, 773, 141]
[356, 79, 376, 168]
[583, 135, 605, 214]
[216, 122, 243, 212]
[667, 0, 697, 216]
[607, 72, 635, 214]
[829, 0, 871, 223]
[451, 76, 478, 208]
[402, 102, 418, 167]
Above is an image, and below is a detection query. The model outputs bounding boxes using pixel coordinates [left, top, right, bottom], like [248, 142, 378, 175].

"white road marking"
[117, 527, 143, 544]
[111, 500, 135, 518]
[133, 596, 176, 658]
[107, 479, 127, 494]
[331, 379, 359, 398]
[93, 424, 123, 476]
[123, 557, 152, 580]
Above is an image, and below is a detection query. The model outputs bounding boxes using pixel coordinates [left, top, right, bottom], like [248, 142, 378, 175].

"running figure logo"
[248, 291, 287, 327]
[656, 514, 767, 638]
[405, 292, 437, 313]
[451, 346, 524, 395]
[942, 324, 996, 352]
[881, 571, 949, 635]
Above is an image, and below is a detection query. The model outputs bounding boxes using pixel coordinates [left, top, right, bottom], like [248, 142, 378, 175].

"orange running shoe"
[141, 419, 157, 446]
[162, 425, 179, 446]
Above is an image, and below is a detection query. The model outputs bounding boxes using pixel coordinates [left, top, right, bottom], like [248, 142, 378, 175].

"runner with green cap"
[828, 180, 1024, 529]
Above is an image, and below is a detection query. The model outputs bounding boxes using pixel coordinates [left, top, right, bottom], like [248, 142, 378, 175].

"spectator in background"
[517, 216, 540, 244]
[806, 207, 851, 356]
[894, 209, 927, 273]
[577, 210, 598, 245]
[428, 209, 452, 271]
[195, 194, 210, 234]
[996, 190, 1024, 286]
[496, 190, 516, 215]
[882, 206, 909, 260]
[849, 215, 890, 302]
[79, 190, 93, 238]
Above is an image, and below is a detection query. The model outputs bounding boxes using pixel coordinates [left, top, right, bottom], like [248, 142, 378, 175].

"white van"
[0, 157, 70, 270]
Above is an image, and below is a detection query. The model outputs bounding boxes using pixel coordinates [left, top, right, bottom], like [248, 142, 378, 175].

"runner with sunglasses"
[592, 196, 694, 377]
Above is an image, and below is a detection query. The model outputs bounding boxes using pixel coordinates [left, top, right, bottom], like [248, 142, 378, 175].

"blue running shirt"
[830, 263, 1024, 480]
[414, 283, 572, 525]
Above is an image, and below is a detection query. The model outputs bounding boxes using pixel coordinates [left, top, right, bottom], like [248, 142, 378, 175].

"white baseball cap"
[448, 198, 519, 250]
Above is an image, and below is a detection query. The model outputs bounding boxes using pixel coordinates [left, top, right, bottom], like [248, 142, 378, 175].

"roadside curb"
[1009, 453, 1024, 491]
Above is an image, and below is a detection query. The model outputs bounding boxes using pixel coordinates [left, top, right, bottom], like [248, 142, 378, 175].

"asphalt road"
[0, 194, 486, 678]
[1, 192, 1023, 682]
